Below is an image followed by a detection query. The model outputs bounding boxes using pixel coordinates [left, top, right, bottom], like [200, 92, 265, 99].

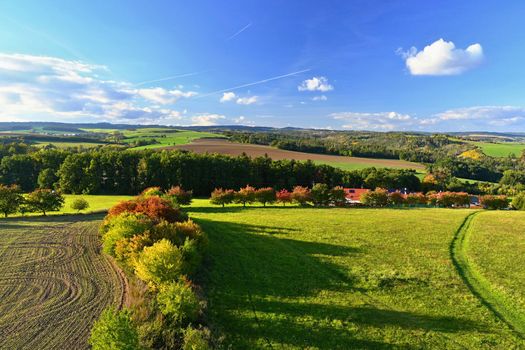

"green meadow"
[471, 141, 525, 157]
[81, 127, 224, 149]
[185, 200, 524, 349]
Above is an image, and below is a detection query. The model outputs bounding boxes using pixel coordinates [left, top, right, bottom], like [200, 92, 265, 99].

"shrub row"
[361, 188, 510, 209]
[210, 184, 347, 207]
[208, 184, 511, 210]
[90, 187, 210, 350]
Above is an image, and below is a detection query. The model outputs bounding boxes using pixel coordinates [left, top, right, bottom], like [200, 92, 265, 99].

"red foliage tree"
[276, 189, 292, 206]
[108, 196, 187, 222]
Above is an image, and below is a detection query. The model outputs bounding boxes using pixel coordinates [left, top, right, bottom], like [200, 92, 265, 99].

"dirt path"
[0, 215, 127, 350]
[450, 211, 525, 338]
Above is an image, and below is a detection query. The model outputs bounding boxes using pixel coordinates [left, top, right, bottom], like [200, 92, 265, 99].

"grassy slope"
[314, 160, 425, 173]
[471, 141, 525, 157]
[0, 215, 125, 349]
[465, 211, 525, 334]
[188, 200, 522, 349]
[82, 127, 224, 150]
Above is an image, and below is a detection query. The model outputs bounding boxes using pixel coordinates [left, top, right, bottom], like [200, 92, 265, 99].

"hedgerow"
[91, 193, 209, 349]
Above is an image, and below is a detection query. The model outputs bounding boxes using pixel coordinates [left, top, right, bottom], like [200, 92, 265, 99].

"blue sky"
[1, 0, 525, 131]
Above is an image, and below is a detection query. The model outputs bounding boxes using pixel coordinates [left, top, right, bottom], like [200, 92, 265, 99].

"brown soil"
[167, 138, 425, 170]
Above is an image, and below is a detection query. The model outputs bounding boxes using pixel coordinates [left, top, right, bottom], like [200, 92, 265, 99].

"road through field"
[0, 215, 126, 350]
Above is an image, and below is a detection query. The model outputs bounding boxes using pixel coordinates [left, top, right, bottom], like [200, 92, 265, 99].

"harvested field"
[0, 215, 126, 350]
[169, 138, 425, 171]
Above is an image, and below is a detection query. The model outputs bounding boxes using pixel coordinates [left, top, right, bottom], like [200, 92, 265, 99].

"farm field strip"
[170, 138, 425, 171]
[0, 215, 126, 350]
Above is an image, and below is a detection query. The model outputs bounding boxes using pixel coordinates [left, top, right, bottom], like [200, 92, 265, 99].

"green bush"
[70, 198, 89, 212]
[157, 278, 201, 324]
[360, 188, 389, 207]
[480, 195, 509, 210]
[89, 307, 140, 350]
[152, 220, 208, 252]
[512, 192, 525, 210]
[102, 213, 153, 256]
[311, 183, 330, 206]
[182, 326, 211, 350]
[134, 239, 185, 287]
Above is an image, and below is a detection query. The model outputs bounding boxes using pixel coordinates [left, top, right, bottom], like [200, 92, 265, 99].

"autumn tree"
[166, 186, 193, 206]
[291, 186, 311, 206]
[235, 185, 256, 207]
[209, 188, 235, 207]
[255, 187, 276, 207]
[276, 189, 292, 206]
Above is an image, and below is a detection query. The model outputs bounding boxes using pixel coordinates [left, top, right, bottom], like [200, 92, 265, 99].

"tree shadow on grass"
[195, 217, 489, 349]
[0, 213, 105, 230]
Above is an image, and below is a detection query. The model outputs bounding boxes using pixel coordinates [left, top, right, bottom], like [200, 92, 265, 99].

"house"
[343, 188, 370, 204]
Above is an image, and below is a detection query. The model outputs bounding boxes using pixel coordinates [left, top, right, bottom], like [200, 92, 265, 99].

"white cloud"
[399, 38, 483, 75]
[424, 106, 525, 130]
[298, 76, 333, 92]
[236, 96, 258, 105]
[220, 92, 236, 102]
[332, 111, 414, 131]
[332, 106, 525, 132]
[136, 87, 196, 105]
[312, 95, 327, 101]
[0, 53, 195, 124]
[191, 113, 225, 126]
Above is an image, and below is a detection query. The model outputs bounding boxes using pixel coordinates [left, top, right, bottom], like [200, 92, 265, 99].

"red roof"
[343, 188, 369, 201]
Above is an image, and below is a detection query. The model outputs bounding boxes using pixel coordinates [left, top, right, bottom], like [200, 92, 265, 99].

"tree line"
[0, 146, 422, 196]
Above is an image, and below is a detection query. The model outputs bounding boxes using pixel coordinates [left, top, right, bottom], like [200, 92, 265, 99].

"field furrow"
[0, 215, 126, 350]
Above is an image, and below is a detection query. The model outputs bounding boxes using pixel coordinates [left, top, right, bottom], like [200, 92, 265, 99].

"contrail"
[197, 68, 311, 98]
[135, 71, 208, 87]
[0, 14, 87, 61]
[227, 22, 252, 41]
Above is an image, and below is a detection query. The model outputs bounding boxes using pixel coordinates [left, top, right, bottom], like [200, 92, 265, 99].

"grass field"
[34, 141, 108, 149]
[0, 214, 126, 349]
[465, 211, 525, 334]
[172, 139, 425, 172]
[186, 200, 523, 348]
[10, 195, 134, 218]
[471, 141, 525, 157]
[81, 127, 225, 150]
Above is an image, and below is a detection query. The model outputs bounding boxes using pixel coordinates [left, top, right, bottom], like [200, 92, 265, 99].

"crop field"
[82, 127, 225, 150]
[471, 141, 525, 157]
[171, 139, 425, 171]
[0, 215, 126, 350]
[187, 200, 524, 349]
[34, 141, 108, 149]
